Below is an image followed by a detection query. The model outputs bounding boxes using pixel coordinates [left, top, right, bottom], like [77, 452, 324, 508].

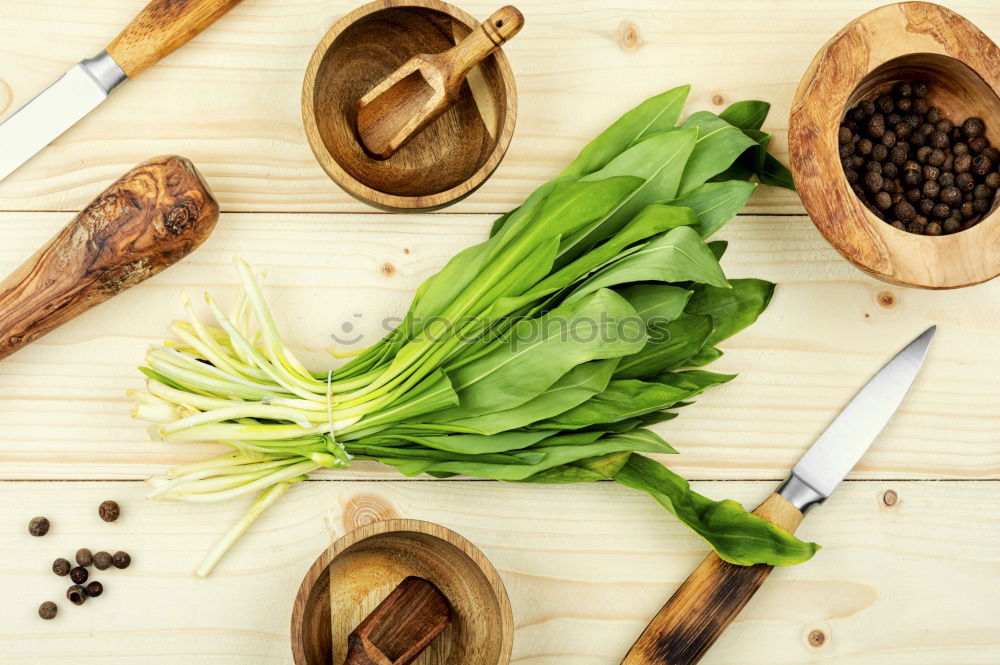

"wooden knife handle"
[620, 493, 804, 665]
[0, 156, 219, 361]
[106, 0, 244, 78]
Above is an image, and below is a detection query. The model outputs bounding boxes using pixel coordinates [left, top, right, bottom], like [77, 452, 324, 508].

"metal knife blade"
[779, 325, 936, 511]
[0, 52, 126, 182]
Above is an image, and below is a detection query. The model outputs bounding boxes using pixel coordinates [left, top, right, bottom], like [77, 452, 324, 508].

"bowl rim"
[301, 0, 518, 211]
[290, 518, 514, 665]
[789, 1, 1000, 289]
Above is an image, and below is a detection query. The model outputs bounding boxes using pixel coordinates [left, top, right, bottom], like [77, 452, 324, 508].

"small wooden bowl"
[302, 0, 518, 211]
[291, 519, 513, 665]
[789, 2, 1000, 289]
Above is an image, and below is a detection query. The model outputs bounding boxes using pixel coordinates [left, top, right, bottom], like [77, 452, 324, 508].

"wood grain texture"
[621, 493, 803, 665]
[356, 5, 523, 160]
[789, 2, 1000, 289]
[1, 480, 998, 664]
[303, 0, 518, 209]
[292, 519, 511, 665]
[106, 0, 245, 78]
[1, 1, 997, 214]
[0, 212, 996, 481]
[0, 155, 218, 360]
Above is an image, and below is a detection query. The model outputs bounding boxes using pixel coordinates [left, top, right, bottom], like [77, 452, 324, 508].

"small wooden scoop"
[344, 576, 452, 665]
[356, 5, 524, 160]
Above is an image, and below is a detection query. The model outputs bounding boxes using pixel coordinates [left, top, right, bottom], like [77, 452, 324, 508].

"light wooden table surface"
[2, 1, 999, 663]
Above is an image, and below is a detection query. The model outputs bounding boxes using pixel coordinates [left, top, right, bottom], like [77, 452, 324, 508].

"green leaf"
[618, 284, 692, 325]
[761, 153, 797, 190]
[719, 100, 771, 131]
[566, 225, 728, 304]
[668, 181, 757, 238]
[612, 314, 713, 380]
[367, 429, 555, 455]
[561, 85, 691, 177]
[678, 112, 757, 194]
[684, 345, 723, 367]
[613, 455, 820, 566]
[686, 278, 775, 346]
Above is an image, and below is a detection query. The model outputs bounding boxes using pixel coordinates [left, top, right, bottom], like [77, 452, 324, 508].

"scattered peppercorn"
[52, 558, 71, 577]
[93, 551, 113, 571]
[86, 581, 103, 598]
[28, 516, 50, 537]
[841, 80, 998, 234]
[112, 551, 131, 570]
[69, 566, 89, 585]
[75, 548, 93, 567]
[67, 585, 87, 606]
[38, 601, 58, 620]
[99, 500, 121, 523]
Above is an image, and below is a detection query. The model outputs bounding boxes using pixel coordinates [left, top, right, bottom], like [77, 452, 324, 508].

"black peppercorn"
[940, 186, 962, 206]
[914, 215, 929, 227]
[986, 172, 1000, 189]
[936, 119, 953, 133]
[849, 106, 866, 123]
[838, 125, 852, 144]
[954, 154, 972, 173]
[953, 142, 969, 155]
[882, 130, 896, 148]
[67, 585, 87, 606]
[922, 181, 941, 200]
[857, 139, 872, 156]
[960, 201, 975, 218]
[851, 154, 865, 168]
[974, 184, 992, 200]
[894, 81, 913, 98]
[98, 500, 121, 523]
[895, 201, 916, 222]
[925, 221, 943, 236]
[871, 144, 888, 161]
[904, 188, 922, 203]
[877, 95, 894, 114]
[75, 548, 93, 567]
[52, 558, 71, 576]
[922, 164, 940, 181]
[968, 136, 988, 154]
[907, 221, 925, 235]
[905, 113, 922, 129]
[927, 149, 945, 167]
[913, 81, 929, 98]
[93, 551, 113, 570]
[942, 154, 954, 172]
[943, 217, 961, 234]
[897, 97, 912, 112]
[956, 172, 976, 192]
[867, 114, 886, 138]
[845, 169, 858, 184]
[930, 131, 950, 150]
[890, 220, 906, 230]
[863, 171, 883, 194]
[862, 100, 876, 115]
[932, 203, 951, 220]
[972, 155, 992, 177]
[938, 172, 955, 188]
[883, 162, 898, 179]
[69, 566, 89, 584]
[914, 98, 930, 115]
[973, 198, 991, 214]
[910, 131, 927, 147]
[984, 147, 1000, 163]
[916, 146, 932, 163]
[918, 198, 935, 216]
[926, 107, 942, 124]
[112, 551, 131, 570]
[874, 191, 892, 210]
[28, 516, 49, 537]
[866, 160, 882, 173]
[38, 601, 58, 620]
[895, 122, 912, 140]
[962, 117, 985, 138]
[86, 581, 103, 598]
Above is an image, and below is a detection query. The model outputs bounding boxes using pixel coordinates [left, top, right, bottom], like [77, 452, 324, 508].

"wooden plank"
[0, 0, 997, 214]
[1, 211, 996, 480]
[1, 479, 998, 663]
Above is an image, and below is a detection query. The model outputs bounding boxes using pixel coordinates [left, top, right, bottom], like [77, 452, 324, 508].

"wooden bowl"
[789, 2, 1000, 289]
[291, 519, 513, 665]
[302, 0, 518, 211]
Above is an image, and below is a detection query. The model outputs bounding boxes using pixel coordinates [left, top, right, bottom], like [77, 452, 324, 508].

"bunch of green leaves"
[133, 86, 818, 575]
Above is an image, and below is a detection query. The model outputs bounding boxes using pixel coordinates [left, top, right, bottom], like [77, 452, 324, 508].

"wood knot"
[876, 290, 897, 308]
[712, 93, 726, 106]
[343, 493, 397, 531]
[164, 198, 201, 235]
[882, 489, 898, 507]
[808, 629, 826, 647]
[402, 248, 411, 255]
[616, 21, 642, 52]
[379, 262, 396, 277]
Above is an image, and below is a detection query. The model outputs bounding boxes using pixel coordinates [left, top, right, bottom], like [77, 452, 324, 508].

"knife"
[0, 0, 244, 183]
[621, 326, 936, 665]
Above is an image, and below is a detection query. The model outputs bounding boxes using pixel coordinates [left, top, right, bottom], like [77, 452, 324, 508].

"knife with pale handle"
[0, 0, 243, 183]
[621, 326, 936, 665]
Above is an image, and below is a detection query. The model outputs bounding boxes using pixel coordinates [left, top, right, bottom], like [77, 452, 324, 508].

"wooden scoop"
[356, 5, 524, 160]
[0, 156, 219, 360]
[344, 576, 452, 665]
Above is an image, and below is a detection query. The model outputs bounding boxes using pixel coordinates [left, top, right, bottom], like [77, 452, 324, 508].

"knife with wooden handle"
[0, 155, 219, 360]
[0, 0, 244, 182]
[621, 326, 936, 665]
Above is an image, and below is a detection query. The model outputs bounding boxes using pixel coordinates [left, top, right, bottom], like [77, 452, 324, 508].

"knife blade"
[620, 326, 936, 665]
[0, 0, 244, 183]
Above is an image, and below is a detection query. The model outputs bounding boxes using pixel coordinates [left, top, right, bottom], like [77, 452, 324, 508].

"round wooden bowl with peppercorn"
[789, 1, 1000, 289]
